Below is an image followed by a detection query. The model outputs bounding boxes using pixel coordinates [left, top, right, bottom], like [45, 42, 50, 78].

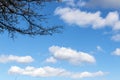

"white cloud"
[71, 71, 106, 79]
[55, 7, 102, 28]
[113, 22, 120, 30]
[111, 34, 120, 42]
[55, 7, 120, 30]
[0, 55, 34, 63]
[8, 66, 71, 77]
[8, 66, 107, 79]
[112, 48, 120, 56]
[45, 57, 57, 63]
[49, 46, 96, 64]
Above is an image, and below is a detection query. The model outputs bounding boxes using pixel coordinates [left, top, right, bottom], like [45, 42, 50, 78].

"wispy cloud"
[8, 66, 107, 79]
[49, 46, 96, 65]
[0, 55, 34, 63]
[111, 34, 120, 42]
[96, 46, 104, 52]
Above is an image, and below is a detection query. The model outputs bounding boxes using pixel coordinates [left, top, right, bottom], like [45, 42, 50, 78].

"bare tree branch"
[0, 0, 62, 37]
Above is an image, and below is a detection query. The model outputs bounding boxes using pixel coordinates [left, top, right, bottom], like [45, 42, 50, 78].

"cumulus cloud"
[8, 66, 107, 79]
[45, 57, 57, 63]
[8, 66, 70, 77]
[111, 34, 120, 42]
[49, 46, 96, 64]
[112, 48, 120, 56]
[55, 7, 120, 30]
[0, 55, 34, 63]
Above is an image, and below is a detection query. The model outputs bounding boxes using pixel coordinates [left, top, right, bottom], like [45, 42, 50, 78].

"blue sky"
[0, 0, 120, 80]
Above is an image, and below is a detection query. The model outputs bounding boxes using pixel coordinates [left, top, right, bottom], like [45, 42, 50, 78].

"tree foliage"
[0, 0, 62, 37]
